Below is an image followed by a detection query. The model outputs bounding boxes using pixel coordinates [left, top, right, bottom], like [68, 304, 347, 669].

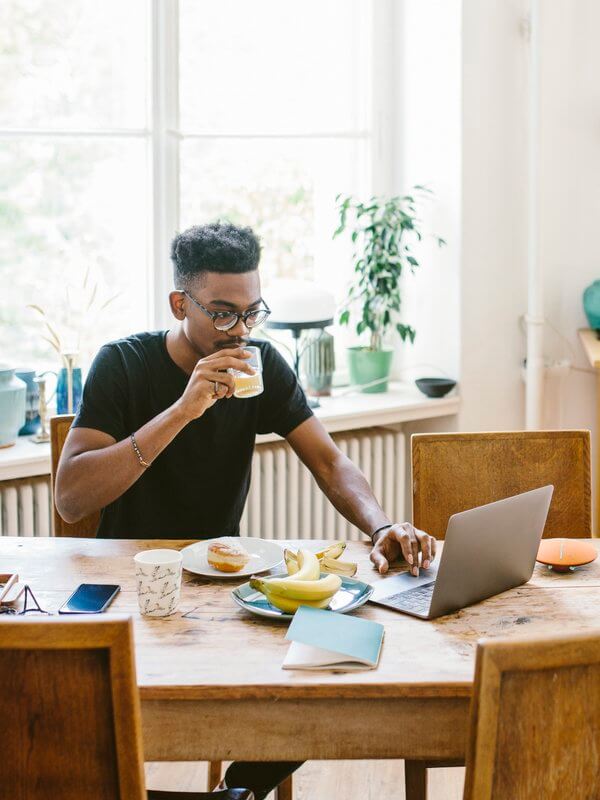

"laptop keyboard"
[383, 581, 436, 614]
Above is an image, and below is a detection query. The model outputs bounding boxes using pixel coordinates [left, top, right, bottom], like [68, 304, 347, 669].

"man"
[56, 221, 436, 799]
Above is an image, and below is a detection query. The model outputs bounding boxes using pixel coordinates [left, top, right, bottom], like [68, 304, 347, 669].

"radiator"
[0, 476, 52, 537]
[1, 427, 405, 539]
[240, 427, 405, 540]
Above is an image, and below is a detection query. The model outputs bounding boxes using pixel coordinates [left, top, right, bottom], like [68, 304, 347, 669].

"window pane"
[0, 0, 148, 129]
[179, 0, 370, 134]
[0, 139, 149, 369]
[180, 137, 366, 295]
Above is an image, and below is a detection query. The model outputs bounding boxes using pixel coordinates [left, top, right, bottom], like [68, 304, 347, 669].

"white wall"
[461, 0, 600, 435]
[393, 0, 462, 387]
[397, 0, 600, 524]
[538, 0, 599, 433]
[398, 0, 600, 433]
[460, 0, 530, 431]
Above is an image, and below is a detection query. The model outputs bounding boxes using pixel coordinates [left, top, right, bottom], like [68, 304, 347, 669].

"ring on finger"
[213, 380, 219, 396]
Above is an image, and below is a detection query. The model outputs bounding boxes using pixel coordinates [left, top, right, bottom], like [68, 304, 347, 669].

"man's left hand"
[369, 523, 437, 576]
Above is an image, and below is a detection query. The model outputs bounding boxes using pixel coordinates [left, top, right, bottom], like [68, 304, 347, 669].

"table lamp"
[264, 280, 335, 405]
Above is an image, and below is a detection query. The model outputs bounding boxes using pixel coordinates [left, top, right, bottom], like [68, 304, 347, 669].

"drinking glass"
[230, 345, 264, 399]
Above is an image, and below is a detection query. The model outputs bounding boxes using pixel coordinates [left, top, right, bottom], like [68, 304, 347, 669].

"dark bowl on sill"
[415, 377, 457, 398]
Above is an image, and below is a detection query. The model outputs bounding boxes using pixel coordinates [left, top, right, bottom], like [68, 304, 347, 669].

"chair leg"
[404, 760, 427, 800]
[274, 774, 293, 800]
[207, 761, 223, 791]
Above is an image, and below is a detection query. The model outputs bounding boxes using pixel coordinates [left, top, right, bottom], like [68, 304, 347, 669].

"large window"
[1, 0, 380, 369]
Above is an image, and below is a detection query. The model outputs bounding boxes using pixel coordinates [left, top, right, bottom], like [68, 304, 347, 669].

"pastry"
[207, 540, 250, 573]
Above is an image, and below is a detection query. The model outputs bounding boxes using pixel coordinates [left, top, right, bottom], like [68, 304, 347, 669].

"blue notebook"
[283, 606, 384, 671]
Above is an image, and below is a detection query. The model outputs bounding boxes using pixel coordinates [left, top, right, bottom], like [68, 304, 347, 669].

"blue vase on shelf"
[56, 366, 82, 415]
[583, 280, 600, 336]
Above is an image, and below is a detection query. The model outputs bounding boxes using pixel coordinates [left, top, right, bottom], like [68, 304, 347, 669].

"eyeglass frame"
[0, 584, 51, 615]
[181, 290, 271, 331]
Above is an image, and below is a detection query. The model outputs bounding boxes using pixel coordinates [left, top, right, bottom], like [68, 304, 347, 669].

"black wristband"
[371, 523, 393, 542]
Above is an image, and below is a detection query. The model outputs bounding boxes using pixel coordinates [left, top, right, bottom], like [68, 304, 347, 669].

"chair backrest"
[0, 616, 146, 800]
[50, 414, 100, 537]
[412, 430, 591, 539]
[463, 630, 600, 800]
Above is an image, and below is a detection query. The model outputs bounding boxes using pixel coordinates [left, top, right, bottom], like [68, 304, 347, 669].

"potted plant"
[334, 188, 445, 393]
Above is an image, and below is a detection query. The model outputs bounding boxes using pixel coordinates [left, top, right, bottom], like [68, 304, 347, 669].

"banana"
[290, 549, 321, 581]
[320, 556, 358, 577]
[278, 548, 321, 580]
[284, 542, 348, 575]
[250, 572, 342, 601]
[262, 589, 333, 614]
[318, 541, 346, 560]
[250, 546, 344, 612]
[284, 549, 300, 575]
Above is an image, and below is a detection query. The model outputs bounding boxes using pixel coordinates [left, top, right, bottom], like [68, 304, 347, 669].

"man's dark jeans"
[224, 761, 302, 800]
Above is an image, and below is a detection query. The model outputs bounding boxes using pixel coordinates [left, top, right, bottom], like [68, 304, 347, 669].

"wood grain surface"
[0, 616, 146, 799]
[412, 430, 592, 540]
[464, 630, 600, 800]
[50, 414, 101, 537]
[2, 537, 599, 762]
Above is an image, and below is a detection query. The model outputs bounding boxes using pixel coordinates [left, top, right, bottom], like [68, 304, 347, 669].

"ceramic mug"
[134, 549, 183, 617]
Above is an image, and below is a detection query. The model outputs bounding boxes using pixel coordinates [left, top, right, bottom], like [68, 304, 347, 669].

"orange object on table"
[536, 539, 597, 572]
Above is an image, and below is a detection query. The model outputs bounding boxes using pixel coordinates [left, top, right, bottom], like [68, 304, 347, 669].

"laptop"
[370, 485, 554, 619]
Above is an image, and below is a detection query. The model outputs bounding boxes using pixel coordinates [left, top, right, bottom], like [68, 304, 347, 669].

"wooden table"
[2, 537, 600, 764]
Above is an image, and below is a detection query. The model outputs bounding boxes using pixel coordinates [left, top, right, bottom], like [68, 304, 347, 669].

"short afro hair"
[171, 221, 261, 289]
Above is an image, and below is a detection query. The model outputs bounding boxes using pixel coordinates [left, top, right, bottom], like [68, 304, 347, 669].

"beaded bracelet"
[130, 432, 151, 469]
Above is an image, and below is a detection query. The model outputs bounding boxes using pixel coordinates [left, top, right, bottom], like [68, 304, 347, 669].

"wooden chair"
[49, 415, 292, 798]
[404, 429, 592, 800]
[50, 414, 101, 537]
[463, 630, 600, 799]
[0, 615, 252, 800]
[412, 430, 592, 540]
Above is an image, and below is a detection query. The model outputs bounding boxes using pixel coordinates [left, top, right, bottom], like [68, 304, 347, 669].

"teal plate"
[231, 575, 374, 620]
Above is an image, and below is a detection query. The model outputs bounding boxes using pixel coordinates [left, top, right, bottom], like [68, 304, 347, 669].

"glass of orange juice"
[230, 346, 264, 399]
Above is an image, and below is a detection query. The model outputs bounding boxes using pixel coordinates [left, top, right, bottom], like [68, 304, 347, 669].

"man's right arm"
[55, 347, 254, 523]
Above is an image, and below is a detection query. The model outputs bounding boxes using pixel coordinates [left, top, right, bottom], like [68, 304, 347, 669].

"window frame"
[152, 0, 395, 331]
[1, 0, 396, 342]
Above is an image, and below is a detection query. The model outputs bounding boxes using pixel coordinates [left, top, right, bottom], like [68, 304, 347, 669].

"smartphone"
[58, 583, 120, 614]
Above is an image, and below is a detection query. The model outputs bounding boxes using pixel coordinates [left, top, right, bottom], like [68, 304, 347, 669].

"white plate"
[181, 537, 284, 579]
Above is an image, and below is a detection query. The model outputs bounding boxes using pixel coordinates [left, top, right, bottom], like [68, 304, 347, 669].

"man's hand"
[175, 348, 254, 422]
[369, 523, 437, 576]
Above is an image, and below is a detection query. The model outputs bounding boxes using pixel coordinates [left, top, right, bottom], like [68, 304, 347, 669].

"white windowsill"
[0, 382, 459, 481]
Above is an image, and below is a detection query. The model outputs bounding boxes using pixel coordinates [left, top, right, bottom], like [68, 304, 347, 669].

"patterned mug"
[134, 549, 183, 617]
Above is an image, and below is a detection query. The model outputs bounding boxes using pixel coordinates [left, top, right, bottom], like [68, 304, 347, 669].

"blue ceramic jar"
[0, 365, 27, 447]
[583, 280, 600, 331]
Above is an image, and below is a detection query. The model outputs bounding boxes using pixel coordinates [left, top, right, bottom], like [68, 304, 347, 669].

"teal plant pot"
[347, 347, 393, 393]
[0, 365, 27, 447]
[583, 280, 600, 331]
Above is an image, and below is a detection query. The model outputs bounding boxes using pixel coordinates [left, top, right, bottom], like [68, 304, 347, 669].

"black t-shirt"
[72, 332, 313, 538]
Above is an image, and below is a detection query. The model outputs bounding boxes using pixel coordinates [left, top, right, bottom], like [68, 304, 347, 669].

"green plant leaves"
[396, 323, 416, 343]
[335, 186, 443, 348]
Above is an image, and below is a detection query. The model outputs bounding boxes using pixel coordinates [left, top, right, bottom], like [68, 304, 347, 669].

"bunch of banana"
[284, 541, 358, 578]
[249, 549, 342, 614]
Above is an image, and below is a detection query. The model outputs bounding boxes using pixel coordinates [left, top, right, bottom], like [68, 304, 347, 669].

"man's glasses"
[182, 291, 271, 332]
